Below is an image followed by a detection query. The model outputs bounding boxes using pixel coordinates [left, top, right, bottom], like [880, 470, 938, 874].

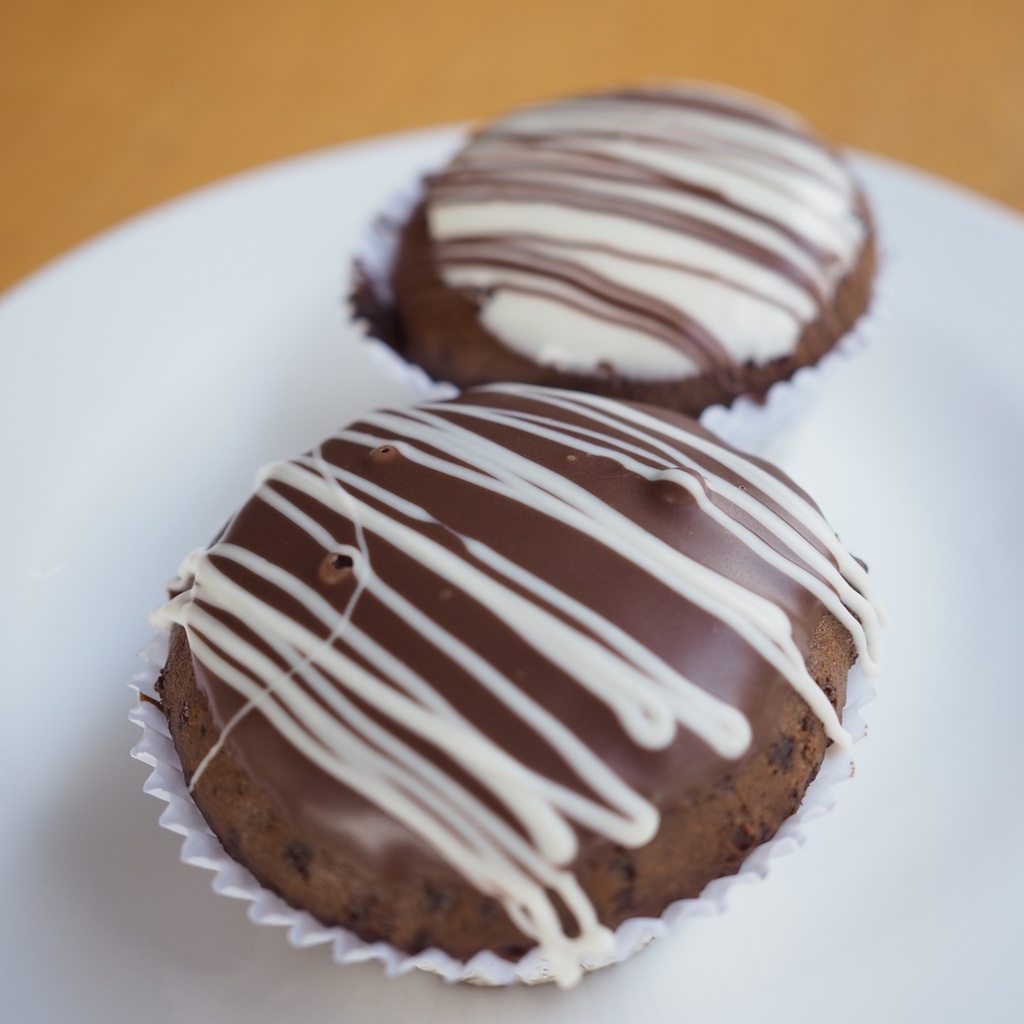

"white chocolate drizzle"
[156, 385, 883, 987]
[424, 85, 869, 380]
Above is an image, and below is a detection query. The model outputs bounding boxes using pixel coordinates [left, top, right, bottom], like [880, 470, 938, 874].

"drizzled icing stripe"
[423, 85, 869, 380]
[156, 385, 882, 987]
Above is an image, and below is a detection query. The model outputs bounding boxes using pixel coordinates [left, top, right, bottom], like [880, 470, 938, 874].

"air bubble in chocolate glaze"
[369, 444, 401, 464]
[319, 552, 355, 586]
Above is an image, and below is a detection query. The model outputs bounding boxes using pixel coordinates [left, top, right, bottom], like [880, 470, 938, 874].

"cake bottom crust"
[158, 614, 853, 964]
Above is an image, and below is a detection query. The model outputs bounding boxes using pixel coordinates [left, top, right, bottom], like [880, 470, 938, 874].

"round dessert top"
[415, 82, 873, 383]
[156, 384, 882, 984]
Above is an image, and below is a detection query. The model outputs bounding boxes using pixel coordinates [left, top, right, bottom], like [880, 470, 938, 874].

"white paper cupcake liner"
[130, 628, 874, 987]
[347, 168, 887, 462]
[697, 313, 878, 460]
[699, 219, 891, 460]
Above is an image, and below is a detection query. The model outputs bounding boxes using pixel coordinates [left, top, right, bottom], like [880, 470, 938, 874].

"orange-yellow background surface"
[3, 0, 1022, 294]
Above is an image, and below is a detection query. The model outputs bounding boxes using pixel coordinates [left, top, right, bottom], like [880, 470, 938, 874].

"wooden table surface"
[3, 0, 1023, 295]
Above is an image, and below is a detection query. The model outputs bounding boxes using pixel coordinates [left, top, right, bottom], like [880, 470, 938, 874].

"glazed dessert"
[152, 384, 881, 987]
[352, 83, 876, 417]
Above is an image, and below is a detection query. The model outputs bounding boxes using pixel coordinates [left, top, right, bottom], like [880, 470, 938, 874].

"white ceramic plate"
[2, 128, 1022, 1023]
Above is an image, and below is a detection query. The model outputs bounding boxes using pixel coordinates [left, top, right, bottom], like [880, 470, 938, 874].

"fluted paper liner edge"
[130, 629, 873, 987]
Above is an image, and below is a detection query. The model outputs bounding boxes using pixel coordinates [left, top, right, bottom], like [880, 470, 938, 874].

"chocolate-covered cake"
[154, 384, 881, 986]
[353, 83, 876, 416]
